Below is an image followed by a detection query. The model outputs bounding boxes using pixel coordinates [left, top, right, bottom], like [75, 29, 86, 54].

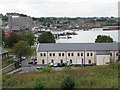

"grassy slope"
[2, 63, 119, 88]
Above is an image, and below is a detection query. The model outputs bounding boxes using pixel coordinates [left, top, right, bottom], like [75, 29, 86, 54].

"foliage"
[2, 64, 119, 88]
[95, 35, 113, 43]
[34, 79, 45, 89]
[4, 32, 22, 48]
[21, 32, 36, 46]
[14, 61, 20, 69]
[40, 67, 55, 73]
[13, 41, 32, 58]
[38, 32, 55, 43]
[61, 76, 75, 89]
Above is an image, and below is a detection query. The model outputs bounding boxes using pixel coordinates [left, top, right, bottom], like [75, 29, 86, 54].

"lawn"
[2, 63, 119, 88]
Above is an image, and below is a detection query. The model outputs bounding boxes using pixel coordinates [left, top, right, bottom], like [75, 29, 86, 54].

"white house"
[36, 43, 119, 65]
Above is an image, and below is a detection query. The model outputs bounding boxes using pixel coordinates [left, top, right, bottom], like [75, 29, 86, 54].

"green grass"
[2, 63, 119, 88]
[2, 58, 14, 68]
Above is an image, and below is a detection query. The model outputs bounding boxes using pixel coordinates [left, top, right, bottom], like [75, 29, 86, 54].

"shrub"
[40, 67, 55, 73]
[61, 76, 75, 89]
[34, 79, 45, 89]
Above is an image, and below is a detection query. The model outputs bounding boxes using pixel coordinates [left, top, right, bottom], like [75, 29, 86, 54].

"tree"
[4, 32, 22, 48]
[38, 32, 55, 43]
[95, 35, 113, 43]
[13, 41, 32, 59]
[21, 32, 36, 46]
[61, 76, 75, 89]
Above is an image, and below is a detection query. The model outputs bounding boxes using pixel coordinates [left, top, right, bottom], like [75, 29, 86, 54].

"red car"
[28, 61, 37, 65]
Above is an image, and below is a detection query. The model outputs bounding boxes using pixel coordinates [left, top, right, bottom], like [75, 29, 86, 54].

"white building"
[36, 43, 119, 65]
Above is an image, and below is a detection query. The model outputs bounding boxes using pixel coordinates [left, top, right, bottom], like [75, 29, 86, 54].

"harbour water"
[56, 30, 119, 43]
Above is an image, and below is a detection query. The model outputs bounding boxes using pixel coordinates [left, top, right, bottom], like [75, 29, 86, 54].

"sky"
[0, 0, 119, 17]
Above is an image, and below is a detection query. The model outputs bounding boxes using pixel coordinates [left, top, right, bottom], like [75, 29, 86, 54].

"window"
[88, 60, 91, 64]
[68, 53, 70, 56]
[44, 53, 46, 56]
[49, 53, 52, 56]
[62, 53, 64, 56]
[87, 53, 89, 56]
[81, 53, 83, 56]
[42, 60, 44, 64]
[91, 53, 93, 56]
[110, 53, 112, 56]
[61, 60, 63, 63]
[40, 53, 42, 56]
[77, 53, 80, 56]
[59, 53, 61, 56]
[70, 60, 72, 63]
[116, 53, 118, 56]
[51, 60, 54, 63]
[71, 53, 74, 56]
[53, 53, 55, 56]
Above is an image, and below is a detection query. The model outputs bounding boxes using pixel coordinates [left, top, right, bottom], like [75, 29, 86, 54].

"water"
[56, 30, 119, 43]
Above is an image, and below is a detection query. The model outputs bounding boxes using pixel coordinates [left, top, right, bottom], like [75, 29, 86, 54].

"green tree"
[61, 76, 75, 89]
[13, 41, 32, 59]
[38, 32, 55, 43]
[95, 35, 113, 43]
[4, 32, 22, 48]
[21, 32, 36, 46]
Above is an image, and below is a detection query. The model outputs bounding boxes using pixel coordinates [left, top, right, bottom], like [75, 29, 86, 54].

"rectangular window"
[44, 53, 46, 56]
[78, 53, 80, 56]
[62, 53, 64, 56]
[40, 53, 42, 56]
[51, 60, 54, 63]
[71, 53, 74, 56]
[61, 60, 63, 63]
[87, 53, 89, 56]
[59, 53, 61, 56]
[116, 53, 118, 56]
[68, 53, 70, 56]
[50, 53, 52, 56]
[53, 53, 55, 56]
[81, 53, 83, 56]
[42, 60, 44, 64]
[91, 53, 93, 56]
[110, 53, 112, 56]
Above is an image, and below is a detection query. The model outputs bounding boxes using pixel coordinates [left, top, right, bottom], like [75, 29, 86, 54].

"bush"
[34, 79, 45, 89]
[61, 76, 75, 89]
[40, 67, 55, 73]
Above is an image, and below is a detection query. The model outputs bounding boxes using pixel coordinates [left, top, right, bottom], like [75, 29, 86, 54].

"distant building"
[0, 47, 9, 61]
[8, 14, 33, 31]
[36, 43, 119, 65]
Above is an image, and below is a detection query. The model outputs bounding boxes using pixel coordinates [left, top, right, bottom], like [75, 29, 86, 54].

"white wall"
[96, 55, 110, 65]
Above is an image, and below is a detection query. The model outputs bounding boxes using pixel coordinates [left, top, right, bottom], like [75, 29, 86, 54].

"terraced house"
[36, 43, 119, 65]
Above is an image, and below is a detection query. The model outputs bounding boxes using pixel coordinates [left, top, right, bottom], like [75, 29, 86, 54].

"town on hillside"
[0, 12, 120, 89]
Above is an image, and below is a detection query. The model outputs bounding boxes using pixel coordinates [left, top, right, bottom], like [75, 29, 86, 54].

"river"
[56, 30, 119, 43]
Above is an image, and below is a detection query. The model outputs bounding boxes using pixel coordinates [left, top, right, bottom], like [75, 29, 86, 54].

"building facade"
[36, 43, 119, 65]
[8, 15, 33, 31]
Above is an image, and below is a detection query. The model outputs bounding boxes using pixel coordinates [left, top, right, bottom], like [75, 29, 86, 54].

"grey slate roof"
[37, 43, 119, 52]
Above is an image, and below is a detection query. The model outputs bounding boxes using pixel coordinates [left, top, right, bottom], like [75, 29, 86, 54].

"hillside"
[2, 63, 119, 88]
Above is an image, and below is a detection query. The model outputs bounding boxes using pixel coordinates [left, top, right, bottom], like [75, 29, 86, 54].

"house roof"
[0, 47, 9, 55]
[36, 43, 120, 51]
[36, 43, 119, 52]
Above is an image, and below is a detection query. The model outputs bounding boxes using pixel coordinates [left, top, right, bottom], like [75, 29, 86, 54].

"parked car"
[21, 56, 26, 60]
[28, 61, 37, 65]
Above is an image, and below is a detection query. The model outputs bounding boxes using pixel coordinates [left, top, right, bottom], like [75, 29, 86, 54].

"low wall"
[2, 64, 15, 74]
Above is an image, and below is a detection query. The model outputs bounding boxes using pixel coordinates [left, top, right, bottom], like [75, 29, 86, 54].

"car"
[21, 57, 26, 60]
[28, 61, 37, 65]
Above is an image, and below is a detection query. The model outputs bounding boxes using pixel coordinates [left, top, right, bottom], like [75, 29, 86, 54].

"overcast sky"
[0, 0, 119, 17]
